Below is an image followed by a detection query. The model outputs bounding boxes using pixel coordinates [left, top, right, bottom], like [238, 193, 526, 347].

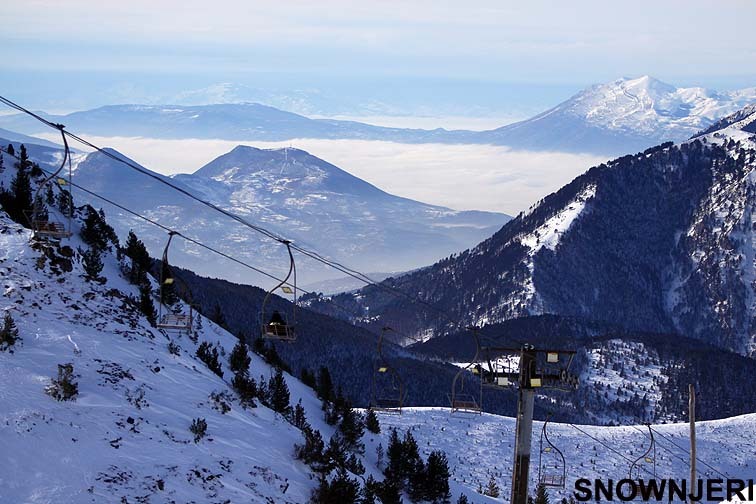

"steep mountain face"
[321, 106, 756, 356]
[1, 77, 753, 156]
[63, 144, 508, 285]
[483, 76, 756, 154]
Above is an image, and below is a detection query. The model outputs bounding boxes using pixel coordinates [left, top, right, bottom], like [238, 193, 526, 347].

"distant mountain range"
[1, 76, 754, 155]
[0, 133, 509, 285]
[313, 105, 756, 357]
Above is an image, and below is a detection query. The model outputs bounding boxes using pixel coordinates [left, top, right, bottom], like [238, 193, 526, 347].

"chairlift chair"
[629, 424, 657, 480]
[449, 326, 483, 414]
[371, 327, 404, 413]
[26, 127, 73, 239]
[260, 241, 297, 342]
[156, 232, 194, 332]
[538, 416, 567, 488]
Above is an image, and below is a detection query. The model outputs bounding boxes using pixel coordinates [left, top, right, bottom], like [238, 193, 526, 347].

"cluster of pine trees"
[122, 230, 158, 325]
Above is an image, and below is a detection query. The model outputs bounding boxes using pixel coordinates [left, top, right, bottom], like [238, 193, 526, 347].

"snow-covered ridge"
[520, 184, 596, 253]
[566, 75, 756, 139]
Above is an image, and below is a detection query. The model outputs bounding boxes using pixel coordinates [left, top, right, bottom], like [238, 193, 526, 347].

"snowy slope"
[0, 211, 367, 503]
[373, 407, 756, 503]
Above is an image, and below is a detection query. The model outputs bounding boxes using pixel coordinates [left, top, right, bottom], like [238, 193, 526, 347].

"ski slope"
[373, 408, 756, 503]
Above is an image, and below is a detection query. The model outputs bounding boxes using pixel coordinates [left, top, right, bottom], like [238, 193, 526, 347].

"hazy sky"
[4, 1, 756, 215]
[4, 0, 755, 82]
[3, 0, 756, 113]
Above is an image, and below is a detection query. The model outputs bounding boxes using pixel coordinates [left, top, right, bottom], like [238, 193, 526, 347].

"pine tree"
[81, 246, 104, 281]
[312, 469, 360, 504]
[408, 458, 427, 502]
[268, 368, 291, 416]
[80, 206, 118, 251]
[17, 144, 30, 171]
[229, 340, 251, 375]
[210, 302, 226, 328]
[6, 144, 14, 156]
[456, 495, 469, 504]
[46, 363, 78, 401]
[30, 161, 42, 178]
[534, 483, 550, 504]
[300, 367, 317, 389]
[424, 450, 451, 503]
[365, 408, 380, 434]
[7, 159, 32, 224]
[484, 475, 500, 498]
[231, 372, 257, 407]
[360, 475, 379, 504]
[196, 342, 223, 378]
[384, 428, 404, 490]
[403, 430, 423, 485]
[32, 194, 48, 222]
[317, 366, 334, 403]
[375, 442, 384, 470]
[375, 478, 402, 504]
[138, 283, 157, 326]
[190, 417, 207, 442]
[295, 426, 326, 472]
[346, 452, 365, 475]
[124, 230, 151, 285]
[324, 435, 347, 472]
[57, 189, 73, 215]
[45, 185, 55, 205]
[0, 311, 20, 351]
[338, 407, 365, 454]
[293, 399, 307, 429]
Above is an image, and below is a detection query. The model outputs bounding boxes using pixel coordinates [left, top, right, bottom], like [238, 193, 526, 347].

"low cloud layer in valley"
[44, 134, 606, 215]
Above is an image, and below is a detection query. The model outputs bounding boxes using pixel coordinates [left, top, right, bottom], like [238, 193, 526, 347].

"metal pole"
[689, 384, 696, 493]
[511, 347, 536, 504]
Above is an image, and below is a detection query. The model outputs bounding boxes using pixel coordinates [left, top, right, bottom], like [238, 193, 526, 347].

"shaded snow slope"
[0, 212, 360, 503]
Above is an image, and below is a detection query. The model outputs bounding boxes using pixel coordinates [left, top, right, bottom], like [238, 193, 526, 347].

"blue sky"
[3, 0, 755, 114]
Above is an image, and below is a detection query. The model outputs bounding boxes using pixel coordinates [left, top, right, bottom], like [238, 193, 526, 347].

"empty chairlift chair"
[24, 126, 73, 239]
[260, 240, 297, 342]
[538, 416, 566, 488]
[449, 326, 483, 414]
[629, 424, 657, 480]
[156, 231, 194, 332]
[371, 326, 404, 413]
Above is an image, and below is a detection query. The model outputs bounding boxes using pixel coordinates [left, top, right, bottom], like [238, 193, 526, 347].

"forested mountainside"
[316, 105, 756, 358]
[410, 314, 756, 425]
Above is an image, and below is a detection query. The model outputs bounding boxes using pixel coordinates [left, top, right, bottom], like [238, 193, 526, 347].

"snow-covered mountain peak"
[546, 75, 756, 141]
[193, 144, 388, 199]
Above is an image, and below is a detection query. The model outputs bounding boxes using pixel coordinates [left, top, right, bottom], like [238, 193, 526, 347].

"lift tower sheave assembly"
[479, 344, 578, 504]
